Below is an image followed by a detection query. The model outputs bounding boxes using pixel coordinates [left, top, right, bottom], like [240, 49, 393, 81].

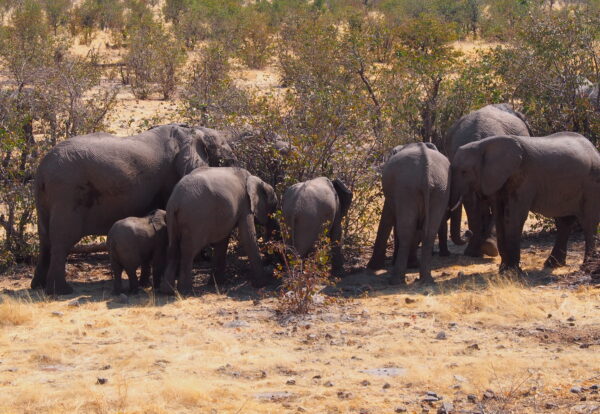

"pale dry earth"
[1, 234, 599, 414]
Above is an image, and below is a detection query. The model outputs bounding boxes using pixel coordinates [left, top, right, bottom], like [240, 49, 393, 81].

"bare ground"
[1, 233, 599, 414]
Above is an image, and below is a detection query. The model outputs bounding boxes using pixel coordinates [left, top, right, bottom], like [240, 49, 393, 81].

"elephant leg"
[367, 199, 394, 270]
[330, 216, 344, 277]
[45, 210, 80, 295]
[139, 262, 151, 288]
[126, 267, 139, 294]
[152, 249, 167, 290]
[581, 215, 599, 264]
[418, 232, 435, 284]
[238, 213, 267, 288]
[463, 193, 484, 257]
[407, 232, 420, 269]
[545, 216, 575, 268]
[498, 198, 529, 273]
[111, 261, 124, 295]
[176, 241, 196, 295]
[32, 231, 50, 289]
[212, 236, 229, 284]
[437, 218, 450, 257]
[480, 199, 499, 257]
[160, 239, 181, 295]
[390, 204, 416, 286]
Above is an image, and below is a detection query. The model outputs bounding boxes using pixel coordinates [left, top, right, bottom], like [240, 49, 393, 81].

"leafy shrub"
[237, 10, 274, 69]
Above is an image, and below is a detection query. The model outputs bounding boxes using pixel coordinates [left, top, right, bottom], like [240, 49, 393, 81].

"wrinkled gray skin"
[282, 177, 353, 275]
[161, 167, 278, 294]
[446, 104, 531, 258]
[107, 210, 167, 295]
[450, 133, 600, 272]
[390, 142, 450, 258]
[33, 123, 237, 295]
[368, 143, 451, 285]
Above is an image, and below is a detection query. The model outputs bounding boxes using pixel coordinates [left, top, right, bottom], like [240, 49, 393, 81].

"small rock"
[324, 381, 334, 387]
[571, 386, 583, 394]
[337, 391, 353, 399]
[100, 365, 111, 370]
[567, 316, 576, 322]
[590, 384, 599, 390]
[360, 380, 370, 386]
[448, 322, 458, 330]
[426, 391, 439, 398]
[435, 331, 447, 340]
[395, 407, 407, 413]
[438, 402, 454, 414]
[383, 382, 391, 389]
[224, 320, 250, 328]
[312, 375, 322, 379]
[423, 396, 439, 403]
[405, 297, 416, 304]
[544, 403, 558, 410]
[297, 407, 306, 412]
[483, 390, 495, 400]
[286, 379, 296, 385]
[359, 409, 369, 414]
[467, 343, 480, 351]
[453, 375, 467, 383]
[96, 377, 107, 385]
[467, 394, 477, 403]
[51, 311, 63, 317]
[68, 299, 81, 307]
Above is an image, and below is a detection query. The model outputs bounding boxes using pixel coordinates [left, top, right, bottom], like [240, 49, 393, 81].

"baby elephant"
[282, 177, 353, 275]
[161, 167, 278, 294]
[107, 210, 168, 294]
[368, 142, 450, 285]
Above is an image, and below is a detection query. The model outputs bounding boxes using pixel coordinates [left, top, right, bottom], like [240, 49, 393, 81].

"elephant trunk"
[449, 204, 467, 245]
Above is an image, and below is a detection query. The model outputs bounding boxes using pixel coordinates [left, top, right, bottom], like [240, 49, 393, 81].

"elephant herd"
[31, 104, 600, 296]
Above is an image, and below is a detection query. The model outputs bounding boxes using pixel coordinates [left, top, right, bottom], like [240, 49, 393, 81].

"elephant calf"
[161, 167, 278, 294]
[368, 143, 450, 285]
[282, 177, 353, 275]
[107, 210, 168, 295]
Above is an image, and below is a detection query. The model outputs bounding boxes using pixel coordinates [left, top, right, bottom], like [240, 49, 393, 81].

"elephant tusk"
[450, 197, 462, 212]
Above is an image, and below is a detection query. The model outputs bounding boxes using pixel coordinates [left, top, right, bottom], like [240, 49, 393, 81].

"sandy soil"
[1, 233, 599, 414]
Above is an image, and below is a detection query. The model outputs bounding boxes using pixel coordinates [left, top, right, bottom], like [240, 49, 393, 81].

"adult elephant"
[161, 167, 278, 294]
[367, 143, 451, 285]
[281, 177, 353, 275]
[450, 133, 600, 272]
[446, 103, 532, 257]
[33, 123, 237, 295]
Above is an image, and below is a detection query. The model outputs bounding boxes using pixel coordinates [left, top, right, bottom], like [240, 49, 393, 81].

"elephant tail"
[163, 209, 181, 291]
[450, 206, 467, 245]
[421, 143, 431, 242]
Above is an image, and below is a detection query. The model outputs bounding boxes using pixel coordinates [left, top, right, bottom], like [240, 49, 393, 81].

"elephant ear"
[149, 209, 166, 232]
[424, 142, 438, 152]
[480, 136, 524, 196]
[332, 178, 353, 218]
[174, 127, 208, 177]
[246, 175, 269, 224]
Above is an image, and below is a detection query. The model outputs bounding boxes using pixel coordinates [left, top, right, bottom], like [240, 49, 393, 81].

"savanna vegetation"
[1, 1, 600, 412]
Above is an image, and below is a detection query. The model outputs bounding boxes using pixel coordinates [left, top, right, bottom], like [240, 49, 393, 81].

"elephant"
[160, 167, 278, 294]
[107, 209, 167, 295]
[449, 133, 600, 273]
[445, 103, 532, 258]
[281, 177, 353, 275]
[367, 142, 451, 285]
[33, 123, 237, 295]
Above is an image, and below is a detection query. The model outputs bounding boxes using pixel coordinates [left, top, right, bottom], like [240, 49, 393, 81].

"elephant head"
[246, 174, 279, 239]
[149, 209, 167, 232]
[172, 125, 237, 176]
[450, 136, 524, 209]
[332, 178, 353, 218]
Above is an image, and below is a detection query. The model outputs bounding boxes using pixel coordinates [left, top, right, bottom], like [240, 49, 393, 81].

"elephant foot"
[407, 257, 420, 269]
[159, 283, 175, 295]
[45, 281, 74, 296]
[438, 248, 451, 257]
[499, 262, 523, 275]
[414, 275, 435, 285]
[31, 276, 46, 289]
[389, 275, 407, 286]
[544, 255, 566, 268]
[366, 257, 385, 271]
[481, 239, 499, 257]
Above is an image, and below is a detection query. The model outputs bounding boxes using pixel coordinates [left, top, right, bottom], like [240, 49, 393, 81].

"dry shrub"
[268, 216, 337, 315]
[0, 295, 32, 326]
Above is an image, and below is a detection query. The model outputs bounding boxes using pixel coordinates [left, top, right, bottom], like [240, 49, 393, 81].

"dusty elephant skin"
[161, 167, 278, 295]
[367, 142, 451, 285]
[107, 210, 168, 295]
[450, 132, 600, 273]
[281, 177, 353, 275]
[445, 103, 531, 258]
[32, 124, 237, 295]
